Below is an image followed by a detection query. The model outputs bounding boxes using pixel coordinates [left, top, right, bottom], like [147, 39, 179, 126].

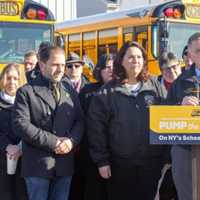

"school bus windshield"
[167, 22, 200, 59]
[0, 23, 52, 63]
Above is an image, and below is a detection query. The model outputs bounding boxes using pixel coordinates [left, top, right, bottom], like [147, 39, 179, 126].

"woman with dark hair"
[78, 54, 115, 200]
[0, 64, 27, 200]
[87, 41, 168, 200]
[80, 54, 115, 113]
[93, 54, 115, 83]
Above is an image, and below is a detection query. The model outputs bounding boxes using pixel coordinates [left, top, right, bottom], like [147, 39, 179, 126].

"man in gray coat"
[12, 46, 84, 200]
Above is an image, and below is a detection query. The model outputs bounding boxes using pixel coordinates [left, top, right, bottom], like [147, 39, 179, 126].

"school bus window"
[0, 23, 51, 63]
[123, 26, 134, 43]
[83, 31, 96, 65]
[135, 26, 148, 50]
[69, 33, 81, 55]
[98, 28, 118, 58]
[109, 44, 118, 55]
[167, 22, 200, 59]
[123, 26, 134, 34]
[123, 33, 133, 43]
[43, 29, 51, 40]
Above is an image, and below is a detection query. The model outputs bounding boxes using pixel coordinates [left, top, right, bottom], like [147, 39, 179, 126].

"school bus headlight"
[26, 8, 37, 19]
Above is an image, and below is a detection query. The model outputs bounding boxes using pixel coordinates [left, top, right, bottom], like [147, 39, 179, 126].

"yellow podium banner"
[150, 106, 200, 144]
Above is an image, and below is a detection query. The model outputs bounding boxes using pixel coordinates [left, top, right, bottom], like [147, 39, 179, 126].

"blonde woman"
[0, 63, 27, 200]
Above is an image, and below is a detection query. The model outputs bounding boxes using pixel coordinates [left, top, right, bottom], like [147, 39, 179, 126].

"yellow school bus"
[0, 0, 55, 84]
[55, 0, 200, 79]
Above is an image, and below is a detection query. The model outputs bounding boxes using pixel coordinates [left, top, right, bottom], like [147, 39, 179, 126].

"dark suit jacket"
[12, 74, 84, 178]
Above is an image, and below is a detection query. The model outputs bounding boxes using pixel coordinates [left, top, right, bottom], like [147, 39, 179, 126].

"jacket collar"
[63, 75, 89, 90]
[32, 74, 57, 110]
[58, 83, 72, 106]
[180, 63, 196, 82]
[115, 79, 154, 96]
[0, 96, 13, 110]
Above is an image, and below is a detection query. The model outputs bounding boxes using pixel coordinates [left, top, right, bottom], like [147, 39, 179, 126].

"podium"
[150, 106, 200, 199]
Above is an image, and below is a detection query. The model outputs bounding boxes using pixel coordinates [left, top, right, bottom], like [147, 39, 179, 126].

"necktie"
[51, 82, 60, 104]
[72, 81, 81, 92]
[72, 81, 78, 89]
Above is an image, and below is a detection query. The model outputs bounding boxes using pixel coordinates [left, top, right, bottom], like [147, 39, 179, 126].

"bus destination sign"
[0, 2, 19, 16]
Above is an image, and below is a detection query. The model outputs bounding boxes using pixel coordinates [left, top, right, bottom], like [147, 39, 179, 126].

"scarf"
[0, 91, 15, 104]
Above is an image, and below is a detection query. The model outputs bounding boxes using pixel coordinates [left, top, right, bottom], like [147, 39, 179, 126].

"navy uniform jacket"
[12, 74, 84, 178]
[87, 78, 167, 168]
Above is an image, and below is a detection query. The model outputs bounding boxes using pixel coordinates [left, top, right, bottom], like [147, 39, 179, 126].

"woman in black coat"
[0, 63, 27, 200]
[87, 42, 168, 200]
[79, 54, 115, 200]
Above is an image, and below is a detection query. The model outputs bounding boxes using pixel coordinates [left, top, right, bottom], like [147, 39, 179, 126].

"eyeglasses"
[67, 64, 82, 69]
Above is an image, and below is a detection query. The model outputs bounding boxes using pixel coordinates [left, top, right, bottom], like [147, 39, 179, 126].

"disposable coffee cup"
[7, 154, 18, 175]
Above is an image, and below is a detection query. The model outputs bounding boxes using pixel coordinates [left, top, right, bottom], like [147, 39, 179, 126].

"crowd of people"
[0, 32, 199, 200]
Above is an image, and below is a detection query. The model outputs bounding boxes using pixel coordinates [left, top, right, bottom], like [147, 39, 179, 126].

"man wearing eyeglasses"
[64, 52, 89, 93]
[167, 32, 200, 200]
[63, 52, 89, 200]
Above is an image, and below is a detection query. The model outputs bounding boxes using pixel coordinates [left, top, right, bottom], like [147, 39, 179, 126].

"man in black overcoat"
[12, 46, 84, 200]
